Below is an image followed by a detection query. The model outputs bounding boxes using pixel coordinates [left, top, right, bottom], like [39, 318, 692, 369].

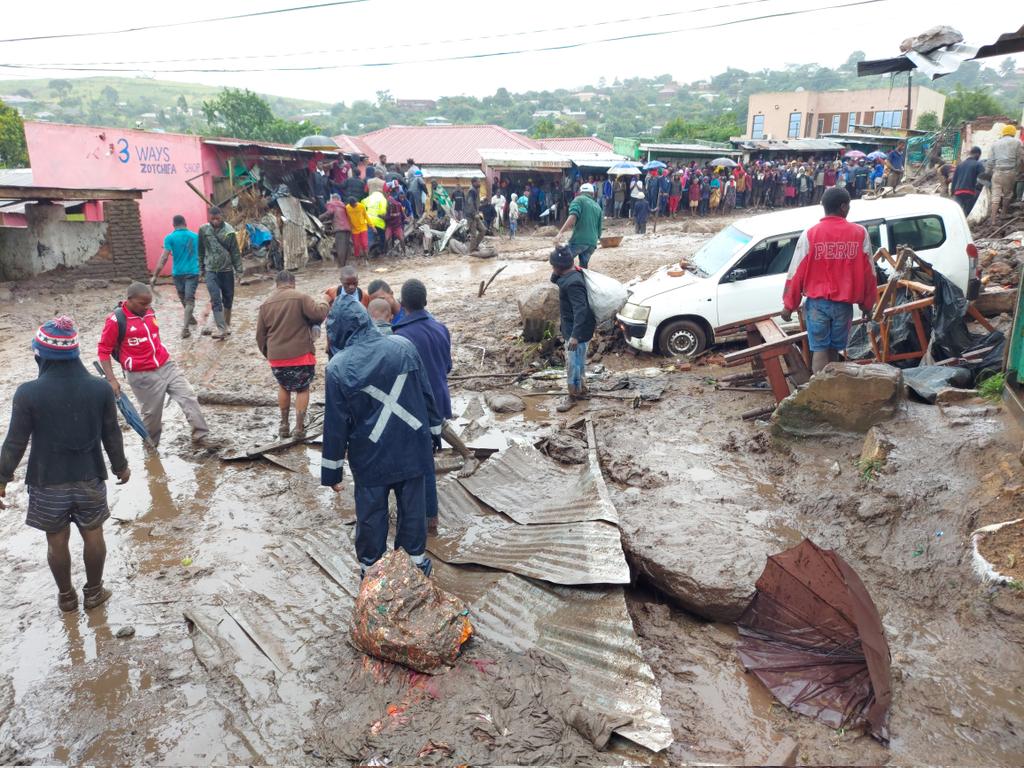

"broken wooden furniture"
[718, 314, 813, 406]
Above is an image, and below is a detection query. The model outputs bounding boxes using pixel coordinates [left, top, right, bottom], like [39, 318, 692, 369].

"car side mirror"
[727, 268, 748, 282]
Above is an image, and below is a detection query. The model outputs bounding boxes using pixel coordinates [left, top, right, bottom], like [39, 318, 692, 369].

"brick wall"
[71, 199, 148, 281]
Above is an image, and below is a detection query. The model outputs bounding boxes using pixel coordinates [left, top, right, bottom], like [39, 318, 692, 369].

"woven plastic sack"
[350, 550, 473, 674]
[582, 269, 628, 323]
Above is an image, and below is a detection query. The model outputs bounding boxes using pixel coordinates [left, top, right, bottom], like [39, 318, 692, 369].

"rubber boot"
[211, 310, 228, 340]
[291, 409, 307, 439]
[181, 301, 195, 338]
[82, 582, 112, 610]
[223, 307, 233, 335]
[58, 589, 78, 612]
[278, 408, 291, 438]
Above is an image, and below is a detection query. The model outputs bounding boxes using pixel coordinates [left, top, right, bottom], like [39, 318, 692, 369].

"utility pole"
[906, 72, 913, 130]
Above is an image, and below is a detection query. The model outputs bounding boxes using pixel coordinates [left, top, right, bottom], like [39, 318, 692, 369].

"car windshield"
[691, 225, 752, 277]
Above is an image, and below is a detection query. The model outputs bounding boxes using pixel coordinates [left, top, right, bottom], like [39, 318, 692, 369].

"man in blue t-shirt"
[886, 142, 906, 189]
[151, 214, 200, 338]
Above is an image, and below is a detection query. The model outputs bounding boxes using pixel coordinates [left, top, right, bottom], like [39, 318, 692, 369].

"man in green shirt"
[554, 182, 603, 268]
[197, 206, 242, 339]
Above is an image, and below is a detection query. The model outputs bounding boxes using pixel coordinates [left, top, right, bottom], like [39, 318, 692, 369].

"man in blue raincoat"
[320, 301, 442, 577]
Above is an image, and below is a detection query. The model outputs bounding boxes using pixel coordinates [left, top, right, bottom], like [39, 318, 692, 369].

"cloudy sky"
[0, 0, 1013, 103]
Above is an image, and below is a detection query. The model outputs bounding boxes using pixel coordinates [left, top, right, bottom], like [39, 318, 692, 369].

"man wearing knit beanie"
[0, 316, 130, 613]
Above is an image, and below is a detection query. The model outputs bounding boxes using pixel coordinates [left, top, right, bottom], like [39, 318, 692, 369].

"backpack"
[581, 268, 627, 324]
[110, 305, 128, 364]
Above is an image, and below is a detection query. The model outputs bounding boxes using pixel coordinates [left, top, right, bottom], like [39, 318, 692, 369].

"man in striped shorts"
[0, 316, 130, 612]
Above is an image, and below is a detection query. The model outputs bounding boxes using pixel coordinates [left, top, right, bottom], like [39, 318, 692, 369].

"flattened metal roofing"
[359, 124, 539, 166]
[459, 444, 618, 525]
[470, 574, 674, 752]
[430, 477, 629, 585]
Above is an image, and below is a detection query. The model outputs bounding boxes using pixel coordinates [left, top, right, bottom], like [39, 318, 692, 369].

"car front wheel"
[658, 319, 707, 358]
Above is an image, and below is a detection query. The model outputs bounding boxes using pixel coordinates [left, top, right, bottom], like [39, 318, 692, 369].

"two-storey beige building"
[745, 86, 946, 139]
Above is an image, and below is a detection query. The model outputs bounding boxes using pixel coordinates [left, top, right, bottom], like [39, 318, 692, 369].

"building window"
[848, 111, 857, 130]
[787, 112, 801, 138]
[817, 118, 824, 135]
[830, 115, 841, 133]
[873, 110, 903, 129]
[751, 114, 765, 139]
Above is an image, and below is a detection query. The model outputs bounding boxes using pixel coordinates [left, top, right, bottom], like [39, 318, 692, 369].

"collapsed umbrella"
[710, 157, 738, 168]
[737, 538, 892, 742]
[93, 361, 156, 448]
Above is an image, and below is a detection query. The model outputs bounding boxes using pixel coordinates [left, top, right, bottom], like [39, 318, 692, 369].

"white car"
[617, 194, 981, 357]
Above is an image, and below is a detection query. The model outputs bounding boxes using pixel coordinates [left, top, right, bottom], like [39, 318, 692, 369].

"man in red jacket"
[98, 282, 214, 448]
[781, 187, 876, 373]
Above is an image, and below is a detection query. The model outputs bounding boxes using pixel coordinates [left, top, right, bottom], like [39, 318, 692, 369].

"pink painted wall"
[24, 122, 212, 272]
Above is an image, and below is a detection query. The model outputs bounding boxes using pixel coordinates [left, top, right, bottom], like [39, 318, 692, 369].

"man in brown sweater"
[255, 271, 331, 437]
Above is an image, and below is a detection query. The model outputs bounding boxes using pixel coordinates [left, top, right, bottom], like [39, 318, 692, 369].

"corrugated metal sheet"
[359, 124, 539, 166]
[479, 148, 571, 169]
[202, 138, 340, 156]
[468, 574, 673, 752]
[537, 137, 615, 153]
[431, 477, 629, 585]
[459, 444, 618, 525]
[564, 152, 629, 169]
[640, 142, 743, 157]
[420, 165, 485, 179]
[333, 133, 374, 157]
[0, 168, 32, 186]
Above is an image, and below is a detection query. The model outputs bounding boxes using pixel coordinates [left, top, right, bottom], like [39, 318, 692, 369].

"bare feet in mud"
[456, 457, 480, 478]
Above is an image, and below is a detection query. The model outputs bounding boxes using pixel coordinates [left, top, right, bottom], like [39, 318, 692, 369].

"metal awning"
[737, 138, 844, 152]
[821, 133, 904, 146]
[565, 151, 628, 169]
[479, 148, 571, 170]
[419, 165, 485, 179]
[639, 142, 743, 157]
[203, 138, 342, 156]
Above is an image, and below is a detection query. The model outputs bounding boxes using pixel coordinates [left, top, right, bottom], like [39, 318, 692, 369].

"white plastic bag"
[582, 269, 628, 323]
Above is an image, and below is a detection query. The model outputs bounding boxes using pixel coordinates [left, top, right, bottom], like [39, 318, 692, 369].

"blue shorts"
[805, 297, 854, 352]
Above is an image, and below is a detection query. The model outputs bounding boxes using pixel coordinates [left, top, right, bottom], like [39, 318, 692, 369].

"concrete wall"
[0, 199, 147, 282]
[23, 122, 211, 272]
[747, 86, 947, 138]
[0, 203, 107, 280]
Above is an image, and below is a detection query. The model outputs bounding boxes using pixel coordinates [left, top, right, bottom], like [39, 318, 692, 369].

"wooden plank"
[714, 312, 782, 336]
[883, 297, 934, 317]
[872, 248, 909, 322]
[965, 303, 996, 333]
[723, 330, 810, 365]
[754, 319, 788, 344]
[0, 184, 146, 201]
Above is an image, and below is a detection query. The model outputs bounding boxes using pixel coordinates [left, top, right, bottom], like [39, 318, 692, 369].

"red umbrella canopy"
[737, 539, 892, 742]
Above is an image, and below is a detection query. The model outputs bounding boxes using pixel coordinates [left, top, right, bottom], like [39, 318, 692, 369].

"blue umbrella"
[642, 160, 667, 171]
[608, 162, 642, 176]
[93, 362, 156, 447]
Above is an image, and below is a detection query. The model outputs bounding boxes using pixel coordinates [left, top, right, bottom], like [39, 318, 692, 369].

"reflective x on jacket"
[320, 301, 442, 488]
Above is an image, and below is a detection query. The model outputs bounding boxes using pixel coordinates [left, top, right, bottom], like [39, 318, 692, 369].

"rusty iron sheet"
[468, 574, 673, 753]
[459, 443, 618, 525]
[431, 476, 629, 585]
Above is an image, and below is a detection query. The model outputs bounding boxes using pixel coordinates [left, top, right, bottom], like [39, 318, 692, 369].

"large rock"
[620, 504, 789, 622]
[773, 363, 903, 436]
[485, 392, 526, 414]
[517, 283, 560, 343]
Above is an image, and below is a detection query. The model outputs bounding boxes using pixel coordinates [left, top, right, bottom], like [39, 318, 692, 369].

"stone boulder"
[620, 503, 788, 622]
[772, 363, 903, 436]
[484, 392, 526, 414]
[517, 283, 560, 343]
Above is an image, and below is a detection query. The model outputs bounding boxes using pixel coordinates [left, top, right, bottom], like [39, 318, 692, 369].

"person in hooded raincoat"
[320, 301, 442, 577]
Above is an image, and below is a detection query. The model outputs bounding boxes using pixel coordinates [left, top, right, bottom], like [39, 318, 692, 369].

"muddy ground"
[0, 216, 1022, 766]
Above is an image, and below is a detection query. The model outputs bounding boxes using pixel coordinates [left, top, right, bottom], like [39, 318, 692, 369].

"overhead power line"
[0, 0, 367, 44]
[25, 0, 778, 67]
[0, 0, 889, 73]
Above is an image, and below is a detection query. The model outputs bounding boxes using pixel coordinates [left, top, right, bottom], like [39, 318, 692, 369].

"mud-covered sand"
[0, 217, 1022, 765]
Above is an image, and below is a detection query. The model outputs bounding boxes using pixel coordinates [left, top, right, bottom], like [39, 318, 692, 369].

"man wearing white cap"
[553, 181, 603, 268]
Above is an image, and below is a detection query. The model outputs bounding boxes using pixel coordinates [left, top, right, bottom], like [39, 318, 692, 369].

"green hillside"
[0, 75, 331, 133]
